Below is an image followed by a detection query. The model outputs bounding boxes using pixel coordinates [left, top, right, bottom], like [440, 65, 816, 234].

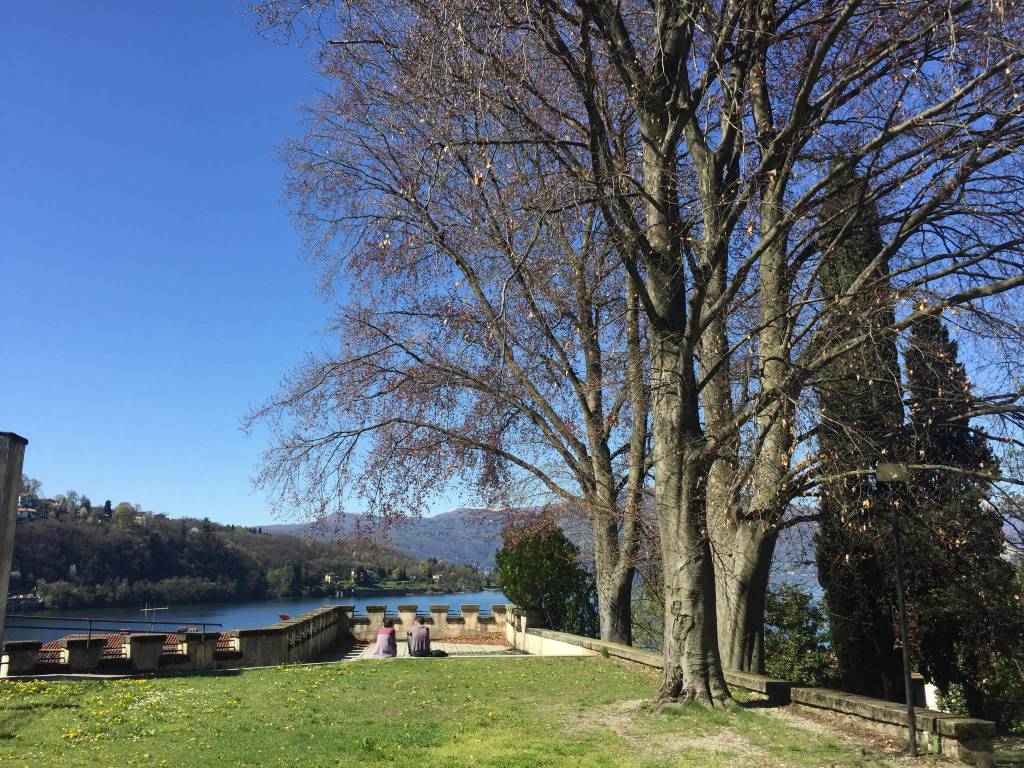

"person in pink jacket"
[371, 618, 397, 658]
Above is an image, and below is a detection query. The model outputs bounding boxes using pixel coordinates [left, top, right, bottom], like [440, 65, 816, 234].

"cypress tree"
[813, 166, 907, 699]
[814, 169, 1016, 710]
[901, 313, 1013, 716]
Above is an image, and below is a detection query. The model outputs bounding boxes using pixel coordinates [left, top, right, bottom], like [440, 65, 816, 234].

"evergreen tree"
[813, 165, 907, 699]
[901, 314, 1016, 717]
[764, 586, 840, 687]
[495, 525, 598, 637]
[814, 170, 1018, 712]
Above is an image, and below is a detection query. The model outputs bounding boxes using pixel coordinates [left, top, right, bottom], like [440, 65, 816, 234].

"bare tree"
[506, 0, 1024, 697]
[254, 0, 1024, 705]
[244, 33, 651, 642]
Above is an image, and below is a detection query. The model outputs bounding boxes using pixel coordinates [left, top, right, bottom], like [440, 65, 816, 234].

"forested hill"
[11, 515, 485, 610]
[263, 508, 508, 570]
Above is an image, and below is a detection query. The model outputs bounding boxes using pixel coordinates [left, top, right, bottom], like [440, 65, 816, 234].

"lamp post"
[876, 461, 918, 757]
[0, 433, 28, 654]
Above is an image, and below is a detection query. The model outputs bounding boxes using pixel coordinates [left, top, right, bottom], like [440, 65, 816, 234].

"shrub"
[764, 585, 840, 687]
[495, 525, 598, 637]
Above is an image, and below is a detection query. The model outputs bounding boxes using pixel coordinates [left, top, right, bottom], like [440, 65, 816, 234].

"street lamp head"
[876, 462, 909, 483]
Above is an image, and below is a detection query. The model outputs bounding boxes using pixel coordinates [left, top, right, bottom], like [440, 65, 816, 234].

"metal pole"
[0, 432, 28, 656]
[889, 502, 918, 757]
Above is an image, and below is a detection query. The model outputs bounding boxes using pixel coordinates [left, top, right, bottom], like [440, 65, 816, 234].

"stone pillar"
[0, 433, 28, 652]
[429, 605, 449, 639]
[365, 605, 387, 636]
[181, 632, 219, 668]
[337, 605, 355, 641]
[397, 604, 418, 631]
[460, 605, 480, 635]
[1, 640, 40, 676]
[62, 637, 105, 671]
[491, 604, 507, 633]
[127, 633, 166, 672]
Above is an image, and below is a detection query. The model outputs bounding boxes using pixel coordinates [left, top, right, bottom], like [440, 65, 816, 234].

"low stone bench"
[791, 686, 995, 766]
[723, 668, 793, 705]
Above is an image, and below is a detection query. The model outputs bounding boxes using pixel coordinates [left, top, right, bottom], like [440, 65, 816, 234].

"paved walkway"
[355, 641, 520, 659]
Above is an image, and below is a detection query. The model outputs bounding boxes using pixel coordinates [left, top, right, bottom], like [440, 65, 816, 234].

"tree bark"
[712, 523, 777, 673]
[659, 548, 730, 705]
[655, 456, 730, 705]
[595, 557, 634, 645]
[649, 328, 730, 705]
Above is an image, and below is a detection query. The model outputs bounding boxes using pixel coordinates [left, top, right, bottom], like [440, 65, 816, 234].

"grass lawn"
[0, 657, 916, 768]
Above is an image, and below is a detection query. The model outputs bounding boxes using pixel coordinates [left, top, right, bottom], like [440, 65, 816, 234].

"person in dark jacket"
[407, 616, 431, 657]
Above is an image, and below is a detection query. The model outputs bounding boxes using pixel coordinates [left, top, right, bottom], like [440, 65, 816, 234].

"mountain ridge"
[262, 508, 507, 570]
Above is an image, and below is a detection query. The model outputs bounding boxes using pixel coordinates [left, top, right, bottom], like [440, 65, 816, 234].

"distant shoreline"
[10, 585, 502, 613]
[338, 586, 501, 600]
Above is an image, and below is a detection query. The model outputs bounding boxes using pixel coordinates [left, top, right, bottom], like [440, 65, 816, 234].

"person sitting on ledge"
[407, 616, 431, 657]
[371, 618, 397, 658]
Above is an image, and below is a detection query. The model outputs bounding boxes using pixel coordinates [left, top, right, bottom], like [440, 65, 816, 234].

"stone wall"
[506, 613, 995, 768]
[1, 603, 509, 677]
[503, 609, 597, 657]
[347, 603, 507, 643]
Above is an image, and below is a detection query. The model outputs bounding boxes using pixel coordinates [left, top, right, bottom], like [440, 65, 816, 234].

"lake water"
[4, 589, 508, 643]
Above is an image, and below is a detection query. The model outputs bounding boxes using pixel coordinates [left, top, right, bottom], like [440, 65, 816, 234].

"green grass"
[0, 658, 906, 767]
[995, 734, 1024, 766]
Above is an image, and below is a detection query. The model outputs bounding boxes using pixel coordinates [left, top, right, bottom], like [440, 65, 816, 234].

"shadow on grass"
[736, 697, 785, 710]
[0, 700, 81, 741]
[995, 733, 1024, 767]
[0, 702, 79, 712]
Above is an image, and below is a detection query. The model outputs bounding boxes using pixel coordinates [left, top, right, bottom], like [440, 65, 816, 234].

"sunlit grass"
[0, 658, 909, 767]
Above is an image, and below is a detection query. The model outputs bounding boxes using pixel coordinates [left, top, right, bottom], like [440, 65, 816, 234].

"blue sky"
[1, 2, 348, 525]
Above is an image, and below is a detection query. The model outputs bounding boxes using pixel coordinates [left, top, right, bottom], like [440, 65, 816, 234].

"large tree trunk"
[713, 522, 777, 673]
[660, 542, 729, 704]
[655, 457, 730, 705]
[589, 478, 635, 646]
[637, 109, 730, 703]
[697, 243, 776, 675]
[649, 330, 730, 705]
[587, 437, 639, 646]
[575, 246, 645, 647]
[595, 559, 634, 645]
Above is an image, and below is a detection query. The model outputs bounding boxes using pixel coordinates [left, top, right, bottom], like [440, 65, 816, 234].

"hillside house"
[16, 495, 37, 521]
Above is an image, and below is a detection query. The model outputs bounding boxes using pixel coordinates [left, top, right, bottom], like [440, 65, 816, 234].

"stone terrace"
[1, 603, 513, 676]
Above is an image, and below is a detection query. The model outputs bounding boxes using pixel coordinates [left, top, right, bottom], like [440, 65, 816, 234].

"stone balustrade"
[0, 603, 509, 677]
[348, 603, 506, 643]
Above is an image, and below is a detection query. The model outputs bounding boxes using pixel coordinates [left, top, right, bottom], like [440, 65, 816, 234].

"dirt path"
[563, 695, 930, 767]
